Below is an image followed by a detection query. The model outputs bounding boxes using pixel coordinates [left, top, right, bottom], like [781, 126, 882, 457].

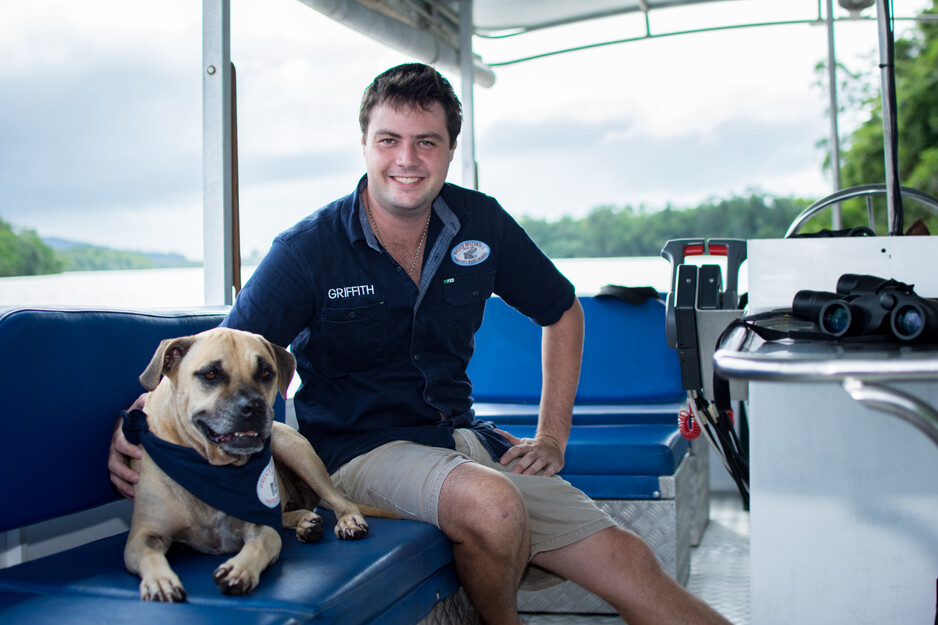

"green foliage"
[0, 219, 203, 276]
[835, 0, 938, 234]
[518, 193, 810, 258]
[57, 246, 156, 272]
[0, 218, 63, 277]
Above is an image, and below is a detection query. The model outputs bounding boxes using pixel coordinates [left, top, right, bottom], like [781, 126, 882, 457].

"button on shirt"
[223, 177, 576, 473]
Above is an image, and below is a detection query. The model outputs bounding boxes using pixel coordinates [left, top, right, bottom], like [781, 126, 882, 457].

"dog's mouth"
[197, 421, 266, 455]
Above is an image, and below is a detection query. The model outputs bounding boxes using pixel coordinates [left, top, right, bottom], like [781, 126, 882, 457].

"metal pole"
[203, 0, 234, 305]
[459, 0, 478, 189]
[826, 0, 843, 229]
[874, 0, 903, 234]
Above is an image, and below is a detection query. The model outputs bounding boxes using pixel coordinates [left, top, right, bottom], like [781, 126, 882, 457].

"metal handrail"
[785, 184, 938, 238]
[713, 326, 938, 447]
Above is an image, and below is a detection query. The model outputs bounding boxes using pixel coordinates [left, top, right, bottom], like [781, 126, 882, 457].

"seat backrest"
[0, 306, 228, 531]
[468, 295, 684, 404]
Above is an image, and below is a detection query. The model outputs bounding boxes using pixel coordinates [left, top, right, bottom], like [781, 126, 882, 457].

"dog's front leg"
[283, 508, 325, 543]
[212, 525, 282, 596]
[125, 528, 186, 602]
[271, 423, 369, 540]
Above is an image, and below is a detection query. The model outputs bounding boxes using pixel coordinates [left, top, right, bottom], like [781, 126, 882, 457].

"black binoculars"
[792, 274, 938, 341]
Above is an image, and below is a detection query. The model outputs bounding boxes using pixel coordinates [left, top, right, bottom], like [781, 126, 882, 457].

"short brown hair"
[359, 63, 462, 148]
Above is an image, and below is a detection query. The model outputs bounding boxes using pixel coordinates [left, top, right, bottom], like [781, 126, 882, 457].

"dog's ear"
[267, 342, 297, 399]
[139, 335, 198, 391]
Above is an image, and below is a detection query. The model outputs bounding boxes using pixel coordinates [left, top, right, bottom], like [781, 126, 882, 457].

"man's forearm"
[537, 298, 584, 448]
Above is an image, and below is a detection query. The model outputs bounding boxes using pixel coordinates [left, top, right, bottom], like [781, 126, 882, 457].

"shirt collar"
[350, 175, 461, 251]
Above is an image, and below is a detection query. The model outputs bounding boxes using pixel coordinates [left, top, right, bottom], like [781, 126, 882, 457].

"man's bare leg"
[532, 526, 733, 625]
[437, 463, 529, 625]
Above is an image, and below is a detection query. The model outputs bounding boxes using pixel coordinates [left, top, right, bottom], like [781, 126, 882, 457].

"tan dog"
[123, 327, 372, 602]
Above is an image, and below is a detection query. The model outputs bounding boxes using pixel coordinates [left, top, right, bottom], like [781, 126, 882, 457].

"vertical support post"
[875, 0, 903, 234]
[826, 0, 843, 229]
[203, 0, 234, 305]
[459, 0, 478, 190]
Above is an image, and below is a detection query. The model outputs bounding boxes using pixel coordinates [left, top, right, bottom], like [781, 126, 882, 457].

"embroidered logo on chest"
[451, 240, 490, 266]
[256, 457, 281, 508]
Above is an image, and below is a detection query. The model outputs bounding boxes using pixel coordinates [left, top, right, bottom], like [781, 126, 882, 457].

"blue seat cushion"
[0, 513, 457, 625]
[0, 589, 299, 625]
[473, 400, 684, 426]
[502, 424, 688, 477]
[498, 424, 689, 500]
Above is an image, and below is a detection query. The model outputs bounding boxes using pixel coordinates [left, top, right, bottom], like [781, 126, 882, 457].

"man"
[110, 63, 730, 625]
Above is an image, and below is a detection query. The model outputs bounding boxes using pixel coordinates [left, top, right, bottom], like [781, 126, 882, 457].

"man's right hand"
[108, 393, 146, 500]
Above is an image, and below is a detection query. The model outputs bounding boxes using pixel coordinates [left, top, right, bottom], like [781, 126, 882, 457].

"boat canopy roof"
[296, 0, 758, 87]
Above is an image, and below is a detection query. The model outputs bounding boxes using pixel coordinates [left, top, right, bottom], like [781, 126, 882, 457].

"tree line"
[0, 217, 199, 278]
[0, 219, 63, 277]
[518, 194, 811, 258]
[0, 192, 808, 278]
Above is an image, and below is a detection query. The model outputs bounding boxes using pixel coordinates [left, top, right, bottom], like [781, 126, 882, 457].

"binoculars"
[792, 274, 938, 341]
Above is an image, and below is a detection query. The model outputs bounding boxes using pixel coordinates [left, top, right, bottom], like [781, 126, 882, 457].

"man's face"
[362, 101, 456, 219]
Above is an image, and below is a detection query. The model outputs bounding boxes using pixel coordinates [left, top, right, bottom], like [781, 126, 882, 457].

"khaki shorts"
[331, 428, 616, 589]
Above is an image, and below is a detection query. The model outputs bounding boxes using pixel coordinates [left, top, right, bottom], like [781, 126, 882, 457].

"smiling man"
[110, 63, 730, 625]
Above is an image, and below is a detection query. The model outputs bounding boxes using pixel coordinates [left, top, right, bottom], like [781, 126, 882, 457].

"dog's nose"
[238, 394, 267, 418]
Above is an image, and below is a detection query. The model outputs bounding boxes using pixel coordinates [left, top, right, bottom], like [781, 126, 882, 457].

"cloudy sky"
[0, 0, 929, 260]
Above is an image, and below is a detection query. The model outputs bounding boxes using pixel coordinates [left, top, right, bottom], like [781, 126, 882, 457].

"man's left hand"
[495, 429, 565, 476]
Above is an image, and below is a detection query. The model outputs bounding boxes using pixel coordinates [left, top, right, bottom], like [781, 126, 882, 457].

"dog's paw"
[213, 560, 259, 596]
[335, 514, 369, 540]
[140, 574, 187, 602]
[296, 513, 324, 543]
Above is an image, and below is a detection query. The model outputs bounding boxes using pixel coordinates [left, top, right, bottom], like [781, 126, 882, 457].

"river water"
[0, 257, 684, 308]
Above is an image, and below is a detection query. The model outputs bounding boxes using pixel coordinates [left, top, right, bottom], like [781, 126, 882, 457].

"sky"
[0, 0, 931, 261]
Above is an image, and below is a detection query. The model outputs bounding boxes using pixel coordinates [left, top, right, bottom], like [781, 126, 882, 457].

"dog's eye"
[195, 362, 226, 385]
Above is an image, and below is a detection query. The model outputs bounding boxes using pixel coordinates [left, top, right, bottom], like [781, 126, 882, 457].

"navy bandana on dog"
[122, 409, 281, 530]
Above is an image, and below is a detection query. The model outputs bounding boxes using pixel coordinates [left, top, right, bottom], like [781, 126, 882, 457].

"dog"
[123, 327, 375, 602]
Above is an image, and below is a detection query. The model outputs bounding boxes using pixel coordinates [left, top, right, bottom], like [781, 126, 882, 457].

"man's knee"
[438, 463, 528, 543]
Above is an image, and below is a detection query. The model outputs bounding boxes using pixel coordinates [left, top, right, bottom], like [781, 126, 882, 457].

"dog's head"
[139, 327, 297, 464]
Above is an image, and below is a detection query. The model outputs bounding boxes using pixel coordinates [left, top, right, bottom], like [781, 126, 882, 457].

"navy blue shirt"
[223, 177, 576, 472]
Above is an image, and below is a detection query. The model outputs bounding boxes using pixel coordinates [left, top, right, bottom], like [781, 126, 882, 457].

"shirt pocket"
[320, 301, 388, 373]
[443, 271, 495, 349]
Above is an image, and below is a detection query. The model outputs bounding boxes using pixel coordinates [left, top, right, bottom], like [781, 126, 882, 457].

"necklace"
[363, 192, 432, 278]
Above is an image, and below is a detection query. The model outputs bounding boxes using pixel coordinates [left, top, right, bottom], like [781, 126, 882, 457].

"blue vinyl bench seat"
[505, 424, 689, 476]
[468, 295, 690, 501]
[503, 424, 690, 499]
[0, 590, 301, 625]
[0, 292, 704, 621]
[0, 306, 463, 625]
[0, 513, 457, 625]
[467, 294, 708, 606]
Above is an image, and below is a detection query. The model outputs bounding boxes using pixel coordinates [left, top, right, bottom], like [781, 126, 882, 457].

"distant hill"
[42, 237, 200, 272]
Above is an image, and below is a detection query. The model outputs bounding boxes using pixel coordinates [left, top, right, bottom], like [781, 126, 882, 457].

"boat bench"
[0, 306, 472, 625]
[468, 295, 709, 614]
